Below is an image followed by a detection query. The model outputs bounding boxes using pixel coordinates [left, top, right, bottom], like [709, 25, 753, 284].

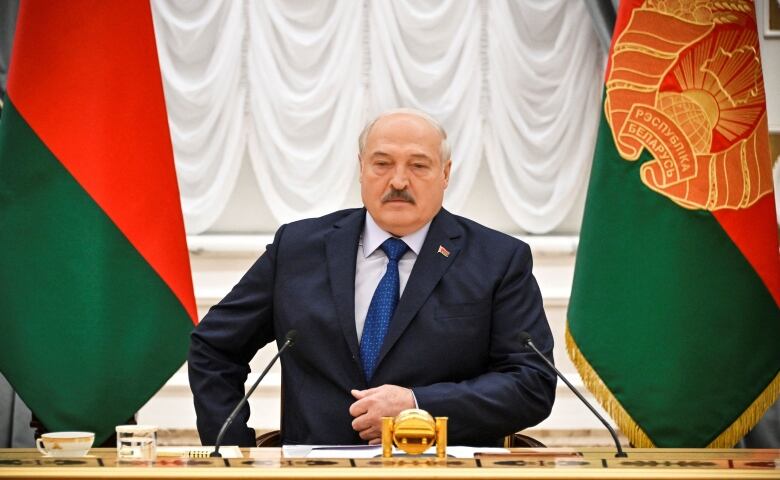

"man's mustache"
[382, 188, 415, 204]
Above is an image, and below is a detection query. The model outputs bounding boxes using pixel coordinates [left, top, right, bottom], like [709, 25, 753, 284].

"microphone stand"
[521, 332, 627, 458]
[211, 331, 297, 457]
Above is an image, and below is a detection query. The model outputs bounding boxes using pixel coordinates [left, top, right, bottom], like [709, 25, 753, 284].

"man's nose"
[389, 166, 409, 190]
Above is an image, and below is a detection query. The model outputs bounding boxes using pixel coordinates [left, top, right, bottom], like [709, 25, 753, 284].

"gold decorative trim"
[566, 322, 780, 448]
[564, 325, 655, 447]
[707, 370, 780, 448]
[604, 3, 773, 212]
[40, 436, 92, 443]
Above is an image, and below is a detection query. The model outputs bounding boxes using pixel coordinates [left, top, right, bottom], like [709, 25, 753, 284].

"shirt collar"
[362, 212, 431, 258]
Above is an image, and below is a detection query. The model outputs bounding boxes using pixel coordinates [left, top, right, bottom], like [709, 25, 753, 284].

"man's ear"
[442, 160, 452, 189]
[358, 155, 364, 182]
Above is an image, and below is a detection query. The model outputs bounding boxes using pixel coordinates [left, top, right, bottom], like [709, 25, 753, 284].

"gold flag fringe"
[565, 321, 780, 448]
[707, 371, 780, 448]
[564, 325, 655, 447]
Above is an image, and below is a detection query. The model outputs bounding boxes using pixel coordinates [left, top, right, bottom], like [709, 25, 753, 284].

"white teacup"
[36, 432, 94, 457]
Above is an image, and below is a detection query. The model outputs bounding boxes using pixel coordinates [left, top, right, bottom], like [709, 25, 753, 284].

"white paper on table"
[282, 444, 509, 459]
[282, 444, 380, 458]
[445, 446, 509, 458]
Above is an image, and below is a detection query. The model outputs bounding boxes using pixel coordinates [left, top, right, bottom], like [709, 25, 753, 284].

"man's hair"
[358, 108, 452, 165]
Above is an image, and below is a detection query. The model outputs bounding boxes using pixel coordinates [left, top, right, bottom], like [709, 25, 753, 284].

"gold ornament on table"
[381, 409, 447, 458]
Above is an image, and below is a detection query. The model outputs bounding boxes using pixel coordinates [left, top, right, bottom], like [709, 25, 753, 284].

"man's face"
[359, 113, 451, 237]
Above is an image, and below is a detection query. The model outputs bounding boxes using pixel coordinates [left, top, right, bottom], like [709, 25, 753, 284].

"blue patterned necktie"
[360, 237, 409, 381]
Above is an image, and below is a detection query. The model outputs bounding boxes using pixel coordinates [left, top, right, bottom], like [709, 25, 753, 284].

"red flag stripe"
[713, 196, 780, 307]
[604, 1, 780, 307]
[8, 1, 197, 323]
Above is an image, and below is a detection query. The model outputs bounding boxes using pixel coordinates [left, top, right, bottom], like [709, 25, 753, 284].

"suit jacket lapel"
[375, 209, 463, 369]
[326, 209, 365, 362]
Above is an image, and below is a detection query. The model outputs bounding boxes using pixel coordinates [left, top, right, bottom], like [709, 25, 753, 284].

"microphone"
[211, 330, 298, 457]
[519, 331, 627, 458]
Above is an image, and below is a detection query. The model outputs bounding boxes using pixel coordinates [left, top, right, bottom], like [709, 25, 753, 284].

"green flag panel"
[0, 100, 193, 445]
[568, 113, 780, 448]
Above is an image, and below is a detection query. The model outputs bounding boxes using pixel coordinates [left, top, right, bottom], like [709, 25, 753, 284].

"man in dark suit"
[188, 109, 556, 447]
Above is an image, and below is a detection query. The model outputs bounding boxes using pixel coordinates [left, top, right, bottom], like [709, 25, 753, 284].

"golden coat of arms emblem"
[605, 0, 771, 210]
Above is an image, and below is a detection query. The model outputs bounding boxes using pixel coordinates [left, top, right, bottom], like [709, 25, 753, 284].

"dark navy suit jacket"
[188, 208, 556, 447]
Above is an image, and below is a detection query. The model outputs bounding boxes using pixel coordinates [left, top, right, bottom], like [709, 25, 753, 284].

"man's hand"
[349, 385, 415, 444]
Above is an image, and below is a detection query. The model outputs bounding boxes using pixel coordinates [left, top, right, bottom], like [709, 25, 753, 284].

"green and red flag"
[0, 1, 197, 444]
[568, 0, 779, 448]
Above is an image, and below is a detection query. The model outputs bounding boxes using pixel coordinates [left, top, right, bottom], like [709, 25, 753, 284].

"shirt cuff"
[409, 388, 419, 409]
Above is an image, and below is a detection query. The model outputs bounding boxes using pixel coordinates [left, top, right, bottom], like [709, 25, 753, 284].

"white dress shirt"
[354, 212, 430, 342]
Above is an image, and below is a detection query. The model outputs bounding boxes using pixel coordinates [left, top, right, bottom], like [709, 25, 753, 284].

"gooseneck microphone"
[211, 330, 298, 457]
[519, 332, 627, 458]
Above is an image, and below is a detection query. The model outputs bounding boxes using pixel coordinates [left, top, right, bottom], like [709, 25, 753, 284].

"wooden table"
[0, 447, 778, 479]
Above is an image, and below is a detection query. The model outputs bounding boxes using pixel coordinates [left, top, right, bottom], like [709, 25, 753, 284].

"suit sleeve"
[187, 227, 284, 447]
[411, 242, 556, 444]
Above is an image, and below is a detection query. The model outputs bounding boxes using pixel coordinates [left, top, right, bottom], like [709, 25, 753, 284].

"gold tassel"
[565, 324, 655, 447]
[707, 372, 780, 448]
[565, 322, 780, 448]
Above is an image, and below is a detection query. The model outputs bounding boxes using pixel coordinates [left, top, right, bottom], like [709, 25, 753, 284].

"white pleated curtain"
[151, 0, 606, 235]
